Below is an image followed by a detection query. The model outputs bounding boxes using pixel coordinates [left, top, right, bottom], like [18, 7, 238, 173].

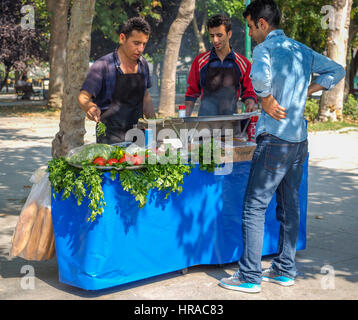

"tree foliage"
[93, 0, 162, 44]
[0, 0, 48, 88]
[349, 0, 358, 51]
[200, 0, 245, 21]
[23, 0, 51, 36]
[275, 0, 328, 53]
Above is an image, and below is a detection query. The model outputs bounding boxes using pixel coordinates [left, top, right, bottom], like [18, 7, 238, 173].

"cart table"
[51, 158, 308, 291]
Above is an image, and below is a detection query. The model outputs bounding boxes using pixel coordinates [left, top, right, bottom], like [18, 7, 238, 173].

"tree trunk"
[158, 0, 195, 117]
[318, 0, 353, 122]
[51, 0, 96, 158]
[350, 49, 358, 94]
[344, 17, 357, 100]
[345, 47, 357, 99]
[46, 0, 70, 109]
[0, 65, 10, 92]
[192, 12, 207, 54]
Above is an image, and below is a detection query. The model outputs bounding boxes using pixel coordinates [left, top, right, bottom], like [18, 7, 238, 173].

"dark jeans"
[237, 133, 308, 284]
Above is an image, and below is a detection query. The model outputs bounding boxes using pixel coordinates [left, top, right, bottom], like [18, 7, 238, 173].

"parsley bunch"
[198, 138, 223, 173]
[96, 121, 107, 137]
[48, 157, 105, 222]
[109, 160, 192, 209]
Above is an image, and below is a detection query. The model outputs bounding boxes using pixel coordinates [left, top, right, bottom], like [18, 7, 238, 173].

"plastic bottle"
[178, 105, 186, 118]
[247, 115, 259, 142]
[145, 129, 154, 148]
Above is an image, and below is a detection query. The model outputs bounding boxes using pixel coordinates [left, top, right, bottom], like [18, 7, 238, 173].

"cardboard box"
[187, 140, 257, 163]
[220, 142, 257, 163]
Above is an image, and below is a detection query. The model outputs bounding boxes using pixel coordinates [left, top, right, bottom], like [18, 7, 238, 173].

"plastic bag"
[66, 143, 116, 165]
[10, 168, 56, 261]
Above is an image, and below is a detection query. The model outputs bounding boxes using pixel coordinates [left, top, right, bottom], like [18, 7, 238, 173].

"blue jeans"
[237, 133, 308, 284]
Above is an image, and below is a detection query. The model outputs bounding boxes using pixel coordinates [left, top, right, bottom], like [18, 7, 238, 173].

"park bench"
[14, 84, 43, 100]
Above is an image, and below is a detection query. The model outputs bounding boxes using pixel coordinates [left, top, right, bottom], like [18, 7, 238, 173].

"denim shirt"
[250, 29, 345, 142]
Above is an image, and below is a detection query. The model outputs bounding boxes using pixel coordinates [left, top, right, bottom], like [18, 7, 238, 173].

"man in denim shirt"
[219, 0, 345, 293]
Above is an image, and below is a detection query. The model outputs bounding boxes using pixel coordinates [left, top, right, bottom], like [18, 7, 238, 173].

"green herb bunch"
[198, 138, 223, 173]
[96, 121, 107, 137]
[109, 158, 192, 209]
[48, 157, 106, 222]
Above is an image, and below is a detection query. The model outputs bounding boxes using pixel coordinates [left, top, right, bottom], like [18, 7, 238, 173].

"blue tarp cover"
[51, 160, 308, 290]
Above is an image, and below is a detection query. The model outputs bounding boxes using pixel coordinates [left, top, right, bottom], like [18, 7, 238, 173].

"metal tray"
[181, 111, 259, 122]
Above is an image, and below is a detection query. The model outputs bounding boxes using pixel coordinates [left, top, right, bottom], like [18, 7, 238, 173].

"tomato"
[93, 157, 106, 166]
[119, 154, 133, 164]
[107, 158, 119, 166]
[132, 155, 144, 165]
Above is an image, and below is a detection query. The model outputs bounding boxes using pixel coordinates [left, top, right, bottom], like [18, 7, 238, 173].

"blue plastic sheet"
[51, 159, 308, 290]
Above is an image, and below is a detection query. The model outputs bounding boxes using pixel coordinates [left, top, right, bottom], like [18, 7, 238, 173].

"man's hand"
[261, 94, 287, 121]
[244, 99, 257, 113]
[143, 90, 156, 119]
[307, 83, 324, 97]
[78, 90, 100, 122]
[87, 105, 101, 122]
[185, 100, 195, 117]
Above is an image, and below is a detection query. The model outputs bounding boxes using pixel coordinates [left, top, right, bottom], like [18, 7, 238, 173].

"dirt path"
[0, 117, 96, 215]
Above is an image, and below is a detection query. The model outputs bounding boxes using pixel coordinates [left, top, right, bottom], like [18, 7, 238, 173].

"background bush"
[343, 94, 358, 121]
[304, 98, 320, 122]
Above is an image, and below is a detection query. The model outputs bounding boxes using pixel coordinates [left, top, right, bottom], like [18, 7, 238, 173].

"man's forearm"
[143, 91, 156, 119]
[261, 94, 287, 121]
[307, 83, 324, 97]
[78, 90, 101, 122]
[185, 100, 195, 116]
[78, 90, 96, 112]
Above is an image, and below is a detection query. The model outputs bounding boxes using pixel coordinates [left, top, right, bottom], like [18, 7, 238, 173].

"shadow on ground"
[0, 136, 52, 215]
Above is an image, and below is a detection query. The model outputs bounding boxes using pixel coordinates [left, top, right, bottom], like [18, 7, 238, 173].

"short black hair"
[120, 17, 151, 38]
[207, 13, 232, 33]
[243, 0, 281, 29]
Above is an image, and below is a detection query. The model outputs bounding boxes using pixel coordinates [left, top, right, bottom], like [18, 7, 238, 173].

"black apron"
[96, 56, 145, 144]
[199, 66, 239, 116]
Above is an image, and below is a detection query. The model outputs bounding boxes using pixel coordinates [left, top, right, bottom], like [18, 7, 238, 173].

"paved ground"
[0, 116, 358, 300]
